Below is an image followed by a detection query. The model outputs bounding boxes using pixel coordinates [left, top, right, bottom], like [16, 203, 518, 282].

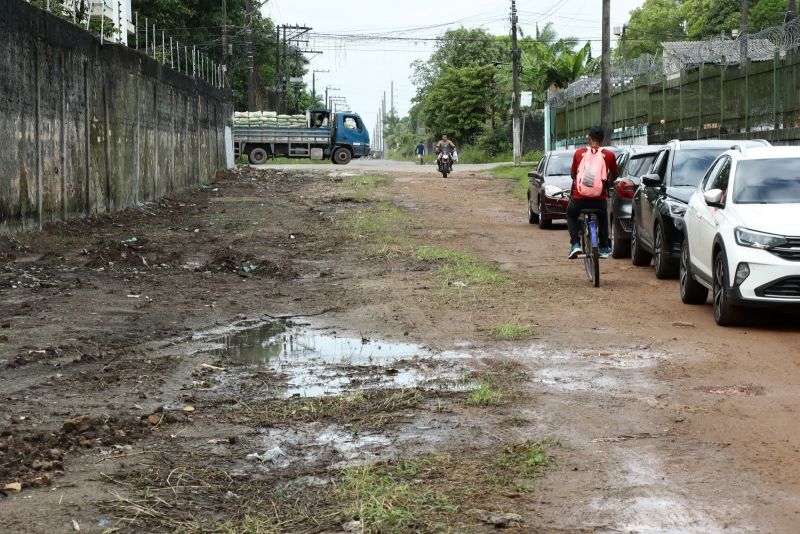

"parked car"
[680, 146, 800, 325]
[608, 146, 660, 258]
[631, 139, 770, 279]
[527, 150, 574, 229]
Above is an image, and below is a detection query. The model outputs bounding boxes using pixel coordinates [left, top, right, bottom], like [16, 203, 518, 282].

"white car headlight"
[665, 199, 687, 218]
[543, 184, 564, 198]
[734, 227, 788, 249]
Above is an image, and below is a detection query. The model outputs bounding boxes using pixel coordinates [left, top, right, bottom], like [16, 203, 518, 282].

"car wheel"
[248, 147, 269, 165]
[537, 197, 552, 229]
[713, 252, 745, 326]
[527, 193, 539, 224]
[630, 216, 652, 266]
[611, 218, 629, 259]
[679, 240, 708, 304]
[654, 223, 678, 279]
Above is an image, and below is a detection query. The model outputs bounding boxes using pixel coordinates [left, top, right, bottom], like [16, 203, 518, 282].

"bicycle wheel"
[583, 217, 600, 287]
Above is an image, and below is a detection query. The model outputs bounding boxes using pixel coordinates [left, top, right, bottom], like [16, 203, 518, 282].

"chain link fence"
[549, 18, 800, 148]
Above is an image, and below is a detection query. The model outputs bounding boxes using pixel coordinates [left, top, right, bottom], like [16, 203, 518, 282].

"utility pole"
[221, 0, 228, 73]
[511, 0, 522, 166]
[382, 92, 387, 158]
[312, 70, 329, 105]
[789, 0, 797, 20]
[275, 26, 281, 112]
[600, 0, 612, 145]
[740, 0, 749, 63]
[390, 81, 395, 116]
[247, 0, 256, 111]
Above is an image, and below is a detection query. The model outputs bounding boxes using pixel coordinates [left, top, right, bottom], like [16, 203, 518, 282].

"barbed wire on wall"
[549, 17, 800, 109]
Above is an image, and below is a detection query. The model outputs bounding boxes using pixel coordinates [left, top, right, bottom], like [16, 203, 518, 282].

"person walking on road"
[415, 141, 426, 165]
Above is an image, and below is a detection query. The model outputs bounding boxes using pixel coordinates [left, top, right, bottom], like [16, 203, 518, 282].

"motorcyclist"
[434, 134, 456, 165]
[566, 125, 618, 259]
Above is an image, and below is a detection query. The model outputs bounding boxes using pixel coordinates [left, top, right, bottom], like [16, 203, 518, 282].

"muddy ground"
[2, 161, 800, 533]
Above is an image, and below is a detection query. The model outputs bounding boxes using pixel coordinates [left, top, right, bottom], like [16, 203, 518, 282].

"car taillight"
[616, 179, 636, 199]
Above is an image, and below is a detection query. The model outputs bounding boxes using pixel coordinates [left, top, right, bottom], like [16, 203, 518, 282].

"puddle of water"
[211, 322, 469, 398]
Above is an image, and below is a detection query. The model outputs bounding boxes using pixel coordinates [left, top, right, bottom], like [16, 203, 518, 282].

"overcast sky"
[263, 0, 645, 135]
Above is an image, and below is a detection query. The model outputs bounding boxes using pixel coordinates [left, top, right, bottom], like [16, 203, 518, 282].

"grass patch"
[340, 460, 459, 532]
[108, 439, 554, 533]
[247, 389, 423, 428]
[467, 377, 503, 407]
[339, 174, 390, 201]
[488, 324, 537, 341]
[489, 164, 536, 201]
[338, 201, 412, 246]
[416, 246, 511, 288]
[493, 441, 552, 478]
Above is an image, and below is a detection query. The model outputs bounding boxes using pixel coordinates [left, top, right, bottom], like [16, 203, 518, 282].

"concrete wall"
[0, 0, 233, 233]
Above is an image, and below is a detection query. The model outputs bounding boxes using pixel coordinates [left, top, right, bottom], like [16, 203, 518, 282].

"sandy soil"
[1, 161, 800, 533]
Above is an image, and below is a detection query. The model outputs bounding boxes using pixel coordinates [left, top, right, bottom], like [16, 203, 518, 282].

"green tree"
[620, 0, 686, 57]
[132, 0, 310, 111]
[751, 0, 790, 29]
[411, 28, 505, 95]
[422, 65, 498, 145]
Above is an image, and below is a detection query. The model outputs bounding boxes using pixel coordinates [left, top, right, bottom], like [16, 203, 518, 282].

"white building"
[57, 0, 134, 45]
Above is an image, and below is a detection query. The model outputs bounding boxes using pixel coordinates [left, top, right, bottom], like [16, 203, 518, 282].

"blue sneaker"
[568, 243, 583, 259]
[599, 247, 612, 257]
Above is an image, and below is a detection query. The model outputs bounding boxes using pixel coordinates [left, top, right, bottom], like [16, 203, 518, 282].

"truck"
[233, 108, 371, 165]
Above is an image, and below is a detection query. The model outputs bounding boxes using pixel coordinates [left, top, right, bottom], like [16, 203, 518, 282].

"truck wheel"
[248, 147, 268, 165]
[332, 148, 352, 165]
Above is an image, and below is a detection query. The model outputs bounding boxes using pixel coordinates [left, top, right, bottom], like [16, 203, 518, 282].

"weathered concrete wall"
[0, 0, 232, 233]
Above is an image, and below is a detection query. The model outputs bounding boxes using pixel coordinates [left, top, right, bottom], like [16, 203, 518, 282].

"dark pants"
[567, 198, 609, 247]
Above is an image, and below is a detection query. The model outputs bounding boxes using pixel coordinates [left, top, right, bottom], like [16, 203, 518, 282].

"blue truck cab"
[235, 108, 370, 165]
[314, 109, 371, 164]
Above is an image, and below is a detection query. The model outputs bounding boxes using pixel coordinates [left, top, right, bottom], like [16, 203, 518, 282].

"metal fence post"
[720, 66, 726, 137]
[698, 63, 704, 138]
[145, 17, 148, 55]
[170, 37, 173, 68]
[774, 47, 780, 130]
[162, 31, 165, 64]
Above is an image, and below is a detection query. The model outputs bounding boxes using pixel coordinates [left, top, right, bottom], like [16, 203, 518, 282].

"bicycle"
[578, 209, 603, 287]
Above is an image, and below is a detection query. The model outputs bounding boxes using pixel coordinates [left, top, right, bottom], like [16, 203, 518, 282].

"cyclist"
[567, 125, 617, 259]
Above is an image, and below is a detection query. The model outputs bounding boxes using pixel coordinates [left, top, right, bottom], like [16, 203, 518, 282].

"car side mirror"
[528, 171, 542, 180]
[703, 188, 725, 208]
[641, 173, 662, 187]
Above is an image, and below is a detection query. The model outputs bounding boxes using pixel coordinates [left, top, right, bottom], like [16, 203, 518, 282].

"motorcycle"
[437, 147, 454, 178]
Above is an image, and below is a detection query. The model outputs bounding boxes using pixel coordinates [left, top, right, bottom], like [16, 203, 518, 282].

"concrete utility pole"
[741, 0, 749, 63]
[511, 0, 522, 166]
[390, 81, 395, 115]
[312, 70, 329, 105]
[600, 0, 612, 145]
[221, 0, 228, 72]
[790, 0, 797, 20]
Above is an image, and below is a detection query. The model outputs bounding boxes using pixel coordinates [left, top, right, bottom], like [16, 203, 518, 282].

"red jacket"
[570, 147, 618, 201]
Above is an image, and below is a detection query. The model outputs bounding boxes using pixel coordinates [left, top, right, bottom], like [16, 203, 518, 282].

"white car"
[680, 146, 800, 326]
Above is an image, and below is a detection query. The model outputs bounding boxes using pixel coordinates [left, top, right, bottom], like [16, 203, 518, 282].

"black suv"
[631, 139, 770, 279]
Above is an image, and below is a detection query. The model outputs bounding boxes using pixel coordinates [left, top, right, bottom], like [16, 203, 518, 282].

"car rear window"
[546, 155, 573, 176]
[624, 154, 657, 178]
[734, 158, 800, 204]
[671, 149, 724, 186]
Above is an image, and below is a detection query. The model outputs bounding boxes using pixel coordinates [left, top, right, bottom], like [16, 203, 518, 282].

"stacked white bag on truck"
[233, 111, 307, 128]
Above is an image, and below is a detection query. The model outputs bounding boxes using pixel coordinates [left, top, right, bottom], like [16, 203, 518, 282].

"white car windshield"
[734, 159, 800, 204]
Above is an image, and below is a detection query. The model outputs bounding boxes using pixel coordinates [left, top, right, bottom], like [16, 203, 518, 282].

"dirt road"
[1, 162, 799, 533]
